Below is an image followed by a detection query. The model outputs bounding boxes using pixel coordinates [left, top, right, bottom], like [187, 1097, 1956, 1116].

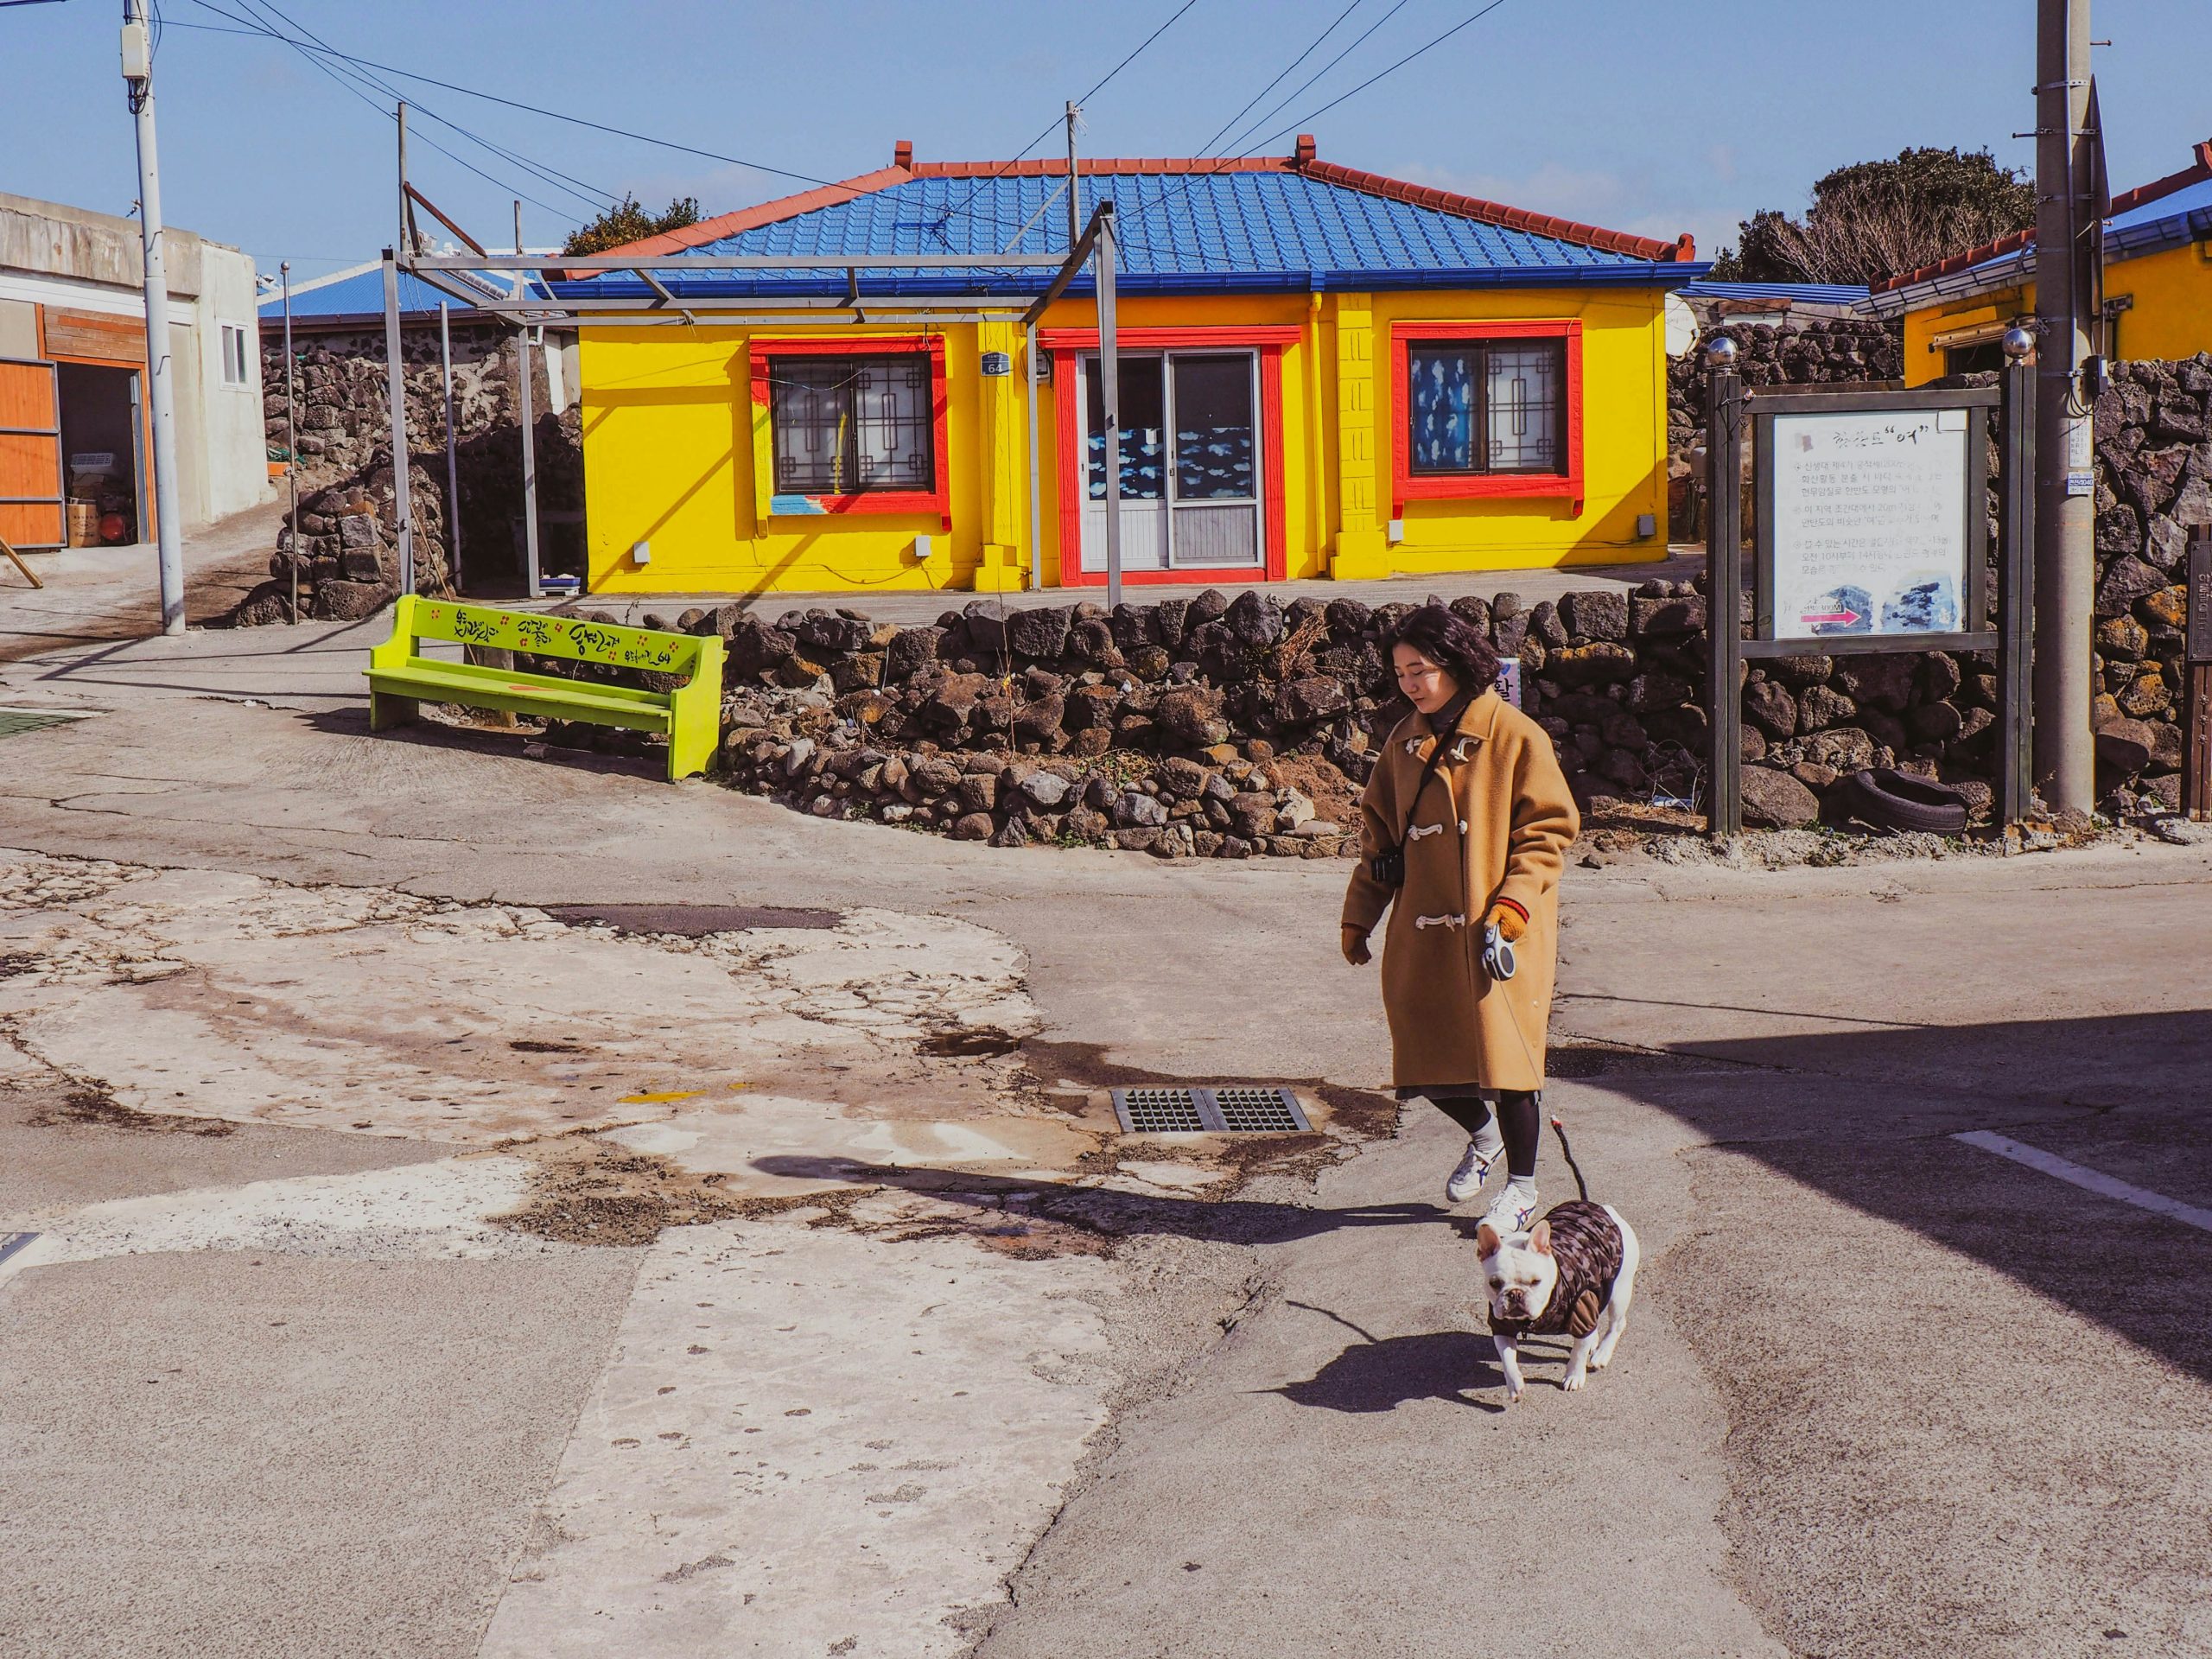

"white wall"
[189, 242, 270, 522]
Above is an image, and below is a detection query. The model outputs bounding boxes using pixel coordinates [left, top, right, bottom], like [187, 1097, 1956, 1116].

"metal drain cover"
[0, 709, 87, 741]
[1109, 1085, 1310, 1135]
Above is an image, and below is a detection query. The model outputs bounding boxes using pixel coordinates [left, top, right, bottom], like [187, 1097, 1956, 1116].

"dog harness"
[1488, 1199, 1624, 1340]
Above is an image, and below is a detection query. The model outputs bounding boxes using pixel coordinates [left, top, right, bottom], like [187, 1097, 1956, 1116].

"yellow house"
[1873, 137, 2212, 384]
[568, 138, 1703, 597]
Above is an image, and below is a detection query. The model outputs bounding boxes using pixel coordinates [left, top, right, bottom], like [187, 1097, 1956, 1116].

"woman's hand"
[1484, 900, 1528, 943]
[1340, 925, 1372, 966]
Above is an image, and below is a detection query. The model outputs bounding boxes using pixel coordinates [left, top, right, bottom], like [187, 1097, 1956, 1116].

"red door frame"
[1039, 325, 1296, 588]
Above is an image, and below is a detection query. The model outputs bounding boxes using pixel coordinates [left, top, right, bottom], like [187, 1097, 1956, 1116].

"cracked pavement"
[1, 621, 2209, 1657]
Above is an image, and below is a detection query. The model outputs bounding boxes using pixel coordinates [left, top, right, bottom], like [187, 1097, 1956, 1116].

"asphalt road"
[1, 626, 2209, 1656]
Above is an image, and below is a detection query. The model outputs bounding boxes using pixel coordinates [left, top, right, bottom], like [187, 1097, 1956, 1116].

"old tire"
[1841, 767, 1972, 835]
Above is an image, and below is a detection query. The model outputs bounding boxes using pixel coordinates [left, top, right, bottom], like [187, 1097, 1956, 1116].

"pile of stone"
[230, 325, 581, 625]
[2086, 355, 2211, 814]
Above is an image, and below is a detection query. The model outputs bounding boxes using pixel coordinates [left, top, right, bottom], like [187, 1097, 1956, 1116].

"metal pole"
[1065, 102, 1081, 251]
[440, 302, 461, 592]
[1025, 321, 1043, 592]
[1704, 342, 1744, 840]
[381, 250, 413, 593]
[513, 200, 524, 257]
[1999, 348, 2038, 824]
[518, 326, 540, 597]
[397, 101, 411, 254]
[282, 262, 299, 624]
[2033, 0, 2094, 810]
[1095, 204, 1122, 611]
[122, 0, 185, 635]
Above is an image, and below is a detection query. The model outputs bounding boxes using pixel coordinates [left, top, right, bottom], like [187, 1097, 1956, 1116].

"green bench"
[366, 594, 725, 782]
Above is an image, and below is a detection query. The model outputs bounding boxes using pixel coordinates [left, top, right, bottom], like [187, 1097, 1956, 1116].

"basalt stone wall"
[1667, 320, 1904, 537]
[536, 574, 1994, 854]
[232, 325, 582, 624]
[2084, 355, 2210, 808]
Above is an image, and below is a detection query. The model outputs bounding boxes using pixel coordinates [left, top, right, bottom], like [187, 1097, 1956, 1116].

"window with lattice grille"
[769, 354, 935, 496]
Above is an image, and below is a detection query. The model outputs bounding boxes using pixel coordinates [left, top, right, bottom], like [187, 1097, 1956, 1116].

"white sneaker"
[1445, 1137, 1497, 1204]
[1481, 1182, 1539, 1236]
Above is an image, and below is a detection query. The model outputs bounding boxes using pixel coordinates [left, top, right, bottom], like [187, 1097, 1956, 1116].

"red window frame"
[747, 335, 950, 518]
[1039, 325, 1294, 588]
[1389, 320, 1583, 516]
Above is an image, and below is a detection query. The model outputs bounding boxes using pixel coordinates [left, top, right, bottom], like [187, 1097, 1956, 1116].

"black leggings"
[1429, 1090, 1540, 1180]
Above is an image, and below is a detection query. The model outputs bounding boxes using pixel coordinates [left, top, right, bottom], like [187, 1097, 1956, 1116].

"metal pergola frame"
[380, 142, 1134, 605]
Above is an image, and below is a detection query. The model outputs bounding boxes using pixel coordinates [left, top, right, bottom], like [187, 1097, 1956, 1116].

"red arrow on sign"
[1802, 607, 1861, 626]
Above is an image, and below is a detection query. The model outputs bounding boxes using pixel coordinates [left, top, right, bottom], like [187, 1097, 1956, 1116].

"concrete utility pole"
[120, 0, 186, 635]
[2032, 0, 2095, 810]
[1065, 102, 1081, 251]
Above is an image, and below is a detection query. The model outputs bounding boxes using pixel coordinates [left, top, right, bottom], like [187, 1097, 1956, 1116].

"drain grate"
[0, 710, 86, 741]
[1110, 1085, 1311, 1135]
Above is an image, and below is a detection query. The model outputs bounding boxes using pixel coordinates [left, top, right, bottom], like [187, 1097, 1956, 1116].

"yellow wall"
[1902, 238, 2212, 386]
[579, 283, 1671, 596]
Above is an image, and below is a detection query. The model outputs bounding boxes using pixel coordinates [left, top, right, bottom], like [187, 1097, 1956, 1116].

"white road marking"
[1954, 1131, 2212, 1234]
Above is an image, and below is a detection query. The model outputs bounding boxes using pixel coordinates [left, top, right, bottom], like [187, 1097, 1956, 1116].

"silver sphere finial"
[1706, 334, 1738, 368]
[2002, 325, 2035, 361]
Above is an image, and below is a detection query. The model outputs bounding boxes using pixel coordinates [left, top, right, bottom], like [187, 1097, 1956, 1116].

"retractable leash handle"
[1480, 921, 1516, 982]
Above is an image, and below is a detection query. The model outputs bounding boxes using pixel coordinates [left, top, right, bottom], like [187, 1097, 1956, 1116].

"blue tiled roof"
[556, 168, 1705, 302]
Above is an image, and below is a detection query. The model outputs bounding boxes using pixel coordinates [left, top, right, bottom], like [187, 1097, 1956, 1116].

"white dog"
[1476, 1198, 1640, 1402]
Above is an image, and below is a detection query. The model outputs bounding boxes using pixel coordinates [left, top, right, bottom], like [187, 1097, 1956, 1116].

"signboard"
[2190, 536, 2212, 664]
[1770, 408, 1974, 640]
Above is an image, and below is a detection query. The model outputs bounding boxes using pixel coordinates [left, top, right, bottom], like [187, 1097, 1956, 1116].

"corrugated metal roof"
[557, 164, 1704, 301]
[2109, 171, 2212, 232]
[1678, 280, 1872, 304]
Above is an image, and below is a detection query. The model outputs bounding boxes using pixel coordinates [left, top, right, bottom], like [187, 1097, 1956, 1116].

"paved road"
[1, 614, 2208, 1656]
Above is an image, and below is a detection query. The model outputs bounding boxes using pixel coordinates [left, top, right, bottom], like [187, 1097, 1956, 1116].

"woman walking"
[1340, 604, 1580, 1233]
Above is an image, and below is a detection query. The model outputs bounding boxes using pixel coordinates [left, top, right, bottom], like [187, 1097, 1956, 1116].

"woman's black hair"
[1387, 603, 1502, 699]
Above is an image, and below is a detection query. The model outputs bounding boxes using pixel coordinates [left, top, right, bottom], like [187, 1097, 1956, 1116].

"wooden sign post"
[2187, 531, 2212, 822]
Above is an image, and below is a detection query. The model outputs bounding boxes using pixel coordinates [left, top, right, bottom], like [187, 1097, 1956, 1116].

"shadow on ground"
[1592, 1007, 2212, 1386]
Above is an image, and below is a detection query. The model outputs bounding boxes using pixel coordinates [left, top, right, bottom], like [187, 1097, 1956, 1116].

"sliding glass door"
[1077, 350, 1261, 575]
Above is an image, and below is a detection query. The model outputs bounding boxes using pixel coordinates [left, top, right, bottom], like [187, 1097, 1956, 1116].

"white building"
[0, 191, 269, 550]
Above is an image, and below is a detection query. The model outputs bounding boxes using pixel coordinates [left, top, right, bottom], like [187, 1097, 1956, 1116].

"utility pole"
[281, 262, 299, 623]
[1065, 102, 1081, 251]
[2032, 0, 2095, 810]
[120, 0, 185, 635]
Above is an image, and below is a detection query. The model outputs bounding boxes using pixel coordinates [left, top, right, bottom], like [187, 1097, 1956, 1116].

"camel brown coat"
[1341, 691, 1579, 1092]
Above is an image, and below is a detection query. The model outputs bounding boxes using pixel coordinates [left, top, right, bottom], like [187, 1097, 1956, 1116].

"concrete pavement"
[0, 605, 2209, 1656]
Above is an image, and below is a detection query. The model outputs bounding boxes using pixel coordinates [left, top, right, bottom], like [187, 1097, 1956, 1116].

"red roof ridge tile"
[906, 156, 1296, 177]
[582, 164, 915, 262]
[1296, 158, 1690, 262]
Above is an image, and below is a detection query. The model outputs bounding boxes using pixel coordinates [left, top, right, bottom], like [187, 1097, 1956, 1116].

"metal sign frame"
[1707, 365, 2036, 836]
[2186, 531, 2211, 822]
[1754, 388, 1993, 652]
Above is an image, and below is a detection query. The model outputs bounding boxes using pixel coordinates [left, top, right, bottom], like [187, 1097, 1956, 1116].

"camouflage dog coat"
[1488, 1198, 1624, 1339]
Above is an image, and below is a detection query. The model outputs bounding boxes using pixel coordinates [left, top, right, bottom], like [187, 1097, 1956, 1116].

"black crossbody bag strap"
[1395, 726, 1455, 855]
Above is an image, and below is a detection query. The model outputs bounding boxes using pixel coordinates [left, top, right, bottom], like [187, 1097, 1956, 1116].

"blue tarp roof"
[554, 168, 1706, 302]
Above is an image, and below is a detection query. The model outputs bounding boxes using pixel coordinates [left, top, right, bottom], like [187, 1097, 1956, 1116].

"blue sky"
[4, 0, 2207, 282]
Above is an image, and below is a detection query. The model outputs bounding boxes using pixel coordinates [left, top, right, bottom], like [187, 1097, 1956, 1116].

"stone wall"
[2087, 354, 2212, 807]
[232, 324, 582, 623]
[1666, 319, 1904, 535]
[521, 568, 1965, 855]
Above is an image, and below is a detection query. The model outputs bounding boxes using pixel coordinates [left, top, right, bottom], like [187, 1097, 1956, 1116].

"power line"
[1212, 0, 1421, 160]
[1116, 0, 1516, 257]
[169, 0, 612, 218]
[929, 0, 1210, 243]
[1192, 0, 1370, 161]
[165, 3, 842, 194]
